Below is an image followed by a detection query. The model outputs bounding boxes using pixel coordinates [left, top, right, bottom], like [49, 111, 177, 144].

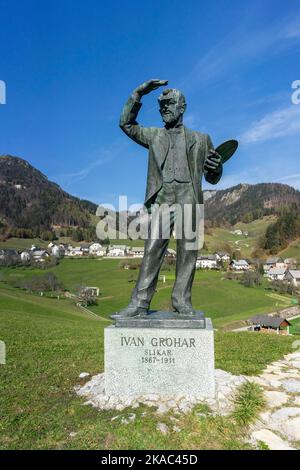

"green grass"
[289, 317, 300, 335]
[204, 216, 276, 258]
[0, 237, 49, 250]
[279, 238, 300, 260]
[0, 283, 295, 450]
[1, 258, 294, 329]
[232, 381, 264, 426]
[214, 331, 295, 375]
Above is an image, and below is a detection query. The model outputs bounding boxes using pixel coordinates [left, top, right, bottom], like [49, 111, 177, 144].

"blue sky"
[0, 0, 300, 209]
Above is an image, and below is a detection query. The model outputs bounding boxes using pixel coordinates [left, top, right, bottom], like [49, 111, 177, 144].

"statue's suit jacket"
[120, 96, 222, 209]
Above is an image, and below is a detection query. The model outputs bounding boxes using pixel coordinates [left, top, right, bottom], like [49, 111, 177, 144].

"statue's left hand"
[204, 150, 222, 172]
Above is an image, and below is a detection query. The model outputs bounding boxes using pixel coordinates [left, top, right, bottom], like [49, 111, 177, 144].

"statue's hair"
[158, 88, 186, 108]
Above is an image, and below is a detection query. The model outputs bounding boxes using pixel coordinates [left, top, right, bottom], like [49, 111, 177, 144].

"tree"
[240, 270, 262, 288]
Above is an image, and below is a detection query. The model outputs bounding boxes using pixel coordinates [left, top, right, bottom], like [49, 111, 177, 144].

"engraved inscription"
[120, 335, 196, 366]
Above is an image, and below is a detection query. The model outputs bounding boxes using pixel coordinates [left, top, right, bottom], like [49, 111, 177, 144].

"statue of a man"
[113, 79, 223, 318]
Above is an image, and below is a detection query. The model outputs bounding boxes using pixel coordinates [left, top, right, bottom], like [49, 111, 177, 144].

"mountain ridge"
[0, 155, 97, 235]
[1, 155, 299, 236]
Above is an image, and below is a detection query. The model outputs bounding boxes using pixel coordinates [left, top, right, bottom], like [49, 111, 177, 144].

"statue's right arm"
[119, 79, 168, 149]
[119, 94, 151, 149]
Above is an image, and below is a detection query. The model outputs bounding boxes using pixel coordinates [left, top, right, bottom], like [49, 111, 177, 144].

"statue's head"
[158, 88, 186, 127]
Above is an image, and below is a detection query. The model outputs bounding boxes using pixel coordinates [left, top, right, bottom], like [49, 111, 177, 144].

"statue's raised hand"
[133, 79, 168, 99]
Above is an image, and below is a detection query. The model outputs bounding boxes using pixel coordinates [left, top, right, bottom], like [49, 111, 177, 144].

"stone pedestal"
[104, 316, 215, 399]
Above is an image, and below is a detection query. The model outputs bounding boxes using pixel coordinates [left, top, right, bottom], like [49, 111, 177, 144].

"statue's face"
[159, 94, 185, 126]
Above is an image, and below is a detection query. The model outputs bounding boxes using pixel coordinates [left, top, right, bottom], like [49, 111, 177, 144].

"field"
[279, 238, 300, 260]
[289, 317, 300, 335]
[204, 216, 276, 258]
[0, 283, 295, 450]
[0, 257, 294, 329]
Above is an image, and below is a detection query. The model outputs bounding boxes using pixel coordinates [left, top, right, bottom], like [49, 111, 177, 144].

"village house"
[82, 286, 101, 296]
[129, 247, 145, 258]
[250, 315, 291, 335]
[80, 243, 92, 255]
[166, 248, 176, 258]
[20, 250, 31, 263]
[31, 249, 50, 262]
[230, 229, 243, 236]
[51, 244, 65, 258]
[230, 259, 250, 271]
[215, 252, 231, 263]
[285, 270, 300, 287]
[284, 258, 298, 270]
[89, 242, 106, 257]
[263, 256, 286, 273]
[107, 245, 127, 257]
[196, 254, 218, 269]
[66, 246, 83, 257]
[266, 267, 287, 281]
[0, 249, 20, 266]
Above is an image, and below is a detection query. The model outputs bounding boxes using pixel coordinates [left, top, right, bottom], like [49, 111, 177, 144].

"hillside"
[0, 155, 97, 234]
[0, 279, 294, 449]
[204, 183, 300, 225]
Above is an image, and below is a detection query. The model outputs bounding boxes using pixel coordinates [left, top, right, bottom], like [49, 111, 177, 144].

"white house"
[231, 229, 243, 235]
[129, 247, 144, 258]
[80, 243, 91, 255]
[216, 252, 231, 263]
[230, 259, 250, 271]
[166, 248, 176, 258]
[263, 256, 286, 273]
[20, 250, 31, 262]
[66, 246, 83, 257]
[107, 245, 127, 257]
[284, 258, 297, 269]
[89, 242, 106, 257]
[31, 249, 50, 262]
[285, 270, 300, 286]
[51, 244, 65, 258]
[266, 267, 287, 281]
[196, 255, 218, 269]
[82, 286, 101, 296]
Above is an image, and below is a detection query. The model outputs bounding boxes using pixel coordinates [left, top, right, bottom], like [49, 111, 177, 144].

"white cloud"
[274, 173, 300, 190]
[240, 105, 300, 143]
[182, 16, 300, 90]
[283, 18, 300, 38]
[56, 140, 127, 185]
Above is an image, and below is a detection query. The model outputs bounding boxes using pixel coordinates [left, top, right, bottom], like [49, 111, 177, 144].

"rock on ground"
[250, 429, 295, 450]
[75, 350, 300, 449]
[75, 369, 246, 416]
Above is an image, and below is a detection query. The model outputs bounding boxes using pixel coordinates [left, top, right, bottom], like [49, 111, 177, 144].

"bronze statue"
[112, 79, 237, 319]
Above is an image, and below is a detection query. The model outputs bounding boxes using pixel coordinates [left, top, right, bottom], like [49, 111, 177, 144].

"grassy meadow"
[279, 238, 300, 259]
[0, 257, 294, 329]
[0, 281, 295, 450]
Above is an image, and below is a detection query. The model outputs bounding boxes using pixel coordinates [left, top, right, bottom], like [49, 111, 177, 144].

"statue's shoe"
[174, 305, 202, 317]
[110, 305, 148, 320]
